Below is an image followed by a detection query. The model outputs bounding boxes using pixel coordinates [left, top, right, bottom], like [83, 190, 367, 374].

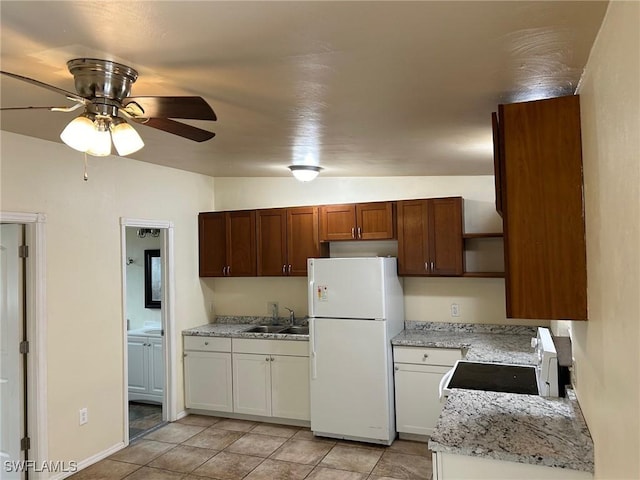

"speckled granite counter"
[429, 389, 593, 473]
[182, 322, 309, 341]
[391, 322, 537, 365]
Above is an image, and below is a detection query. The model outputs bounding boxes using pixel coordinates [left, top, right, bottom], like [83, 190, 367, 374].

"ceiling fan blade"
[1, 106, 60, 111]
[123, 96, 216, 121]
[133, 117, 216, 142]
[0, 71, 87, 103]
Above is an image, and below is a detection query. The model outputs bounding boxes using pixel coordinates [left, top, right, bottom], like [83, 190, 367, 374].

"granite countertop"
[182, 322, 309, 341]
[429, 388, 594, 473]
[391, 322, 537, 365]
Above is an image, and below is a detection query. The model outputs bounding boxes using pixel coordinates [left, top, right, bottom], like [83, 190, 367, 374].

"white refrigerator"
[308, 257, 404, 445]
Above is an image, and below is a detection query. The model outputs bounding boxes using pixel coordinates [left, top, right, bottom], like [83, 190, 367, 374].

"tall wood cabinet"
[199, 210, 256, 277]
[397, 197, 464, 276]
[319, 202, 395, 241]
[256, 206, 325, 276]
[494, 95, 587, 320]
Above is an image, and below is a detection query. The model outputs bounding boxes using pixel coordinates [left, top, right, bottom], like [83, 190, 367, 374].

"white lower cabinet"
[128, 335, 164, 403]
[232, 338, 310, 421]
[183, 336, 233, 412]
[393, 346, 461, 437]
[183, 335, 309, 421]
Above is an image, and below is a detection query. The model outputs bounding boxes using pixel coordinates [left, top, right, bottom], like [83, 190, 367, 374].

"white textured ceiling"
[0, 1, 607, 178]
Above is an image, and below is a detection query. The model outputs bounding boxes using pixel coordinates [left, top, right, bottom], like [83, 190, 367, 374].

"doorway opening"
[120, 218, 176, 445]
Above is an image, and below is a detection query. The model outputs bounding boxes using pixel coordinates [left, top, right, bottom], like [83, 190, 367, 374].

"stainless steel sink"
[244, 325, 287, 333]
[280, 326, 309, 335]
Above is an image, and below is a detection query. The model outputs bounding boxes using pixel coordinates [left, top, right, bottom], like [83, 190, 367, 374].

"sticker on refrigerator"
[317, 285, 328, 302]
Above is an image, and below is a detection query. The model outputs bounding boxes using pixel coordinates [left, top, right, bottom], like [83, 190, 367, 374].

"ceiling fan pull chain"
[83, 152, 89, 181]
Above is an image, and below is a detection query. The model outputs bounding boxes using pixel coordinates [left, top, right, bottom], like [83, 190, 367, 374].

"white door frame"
[0, 211, 47, 480]
[119, 218, 176, 445]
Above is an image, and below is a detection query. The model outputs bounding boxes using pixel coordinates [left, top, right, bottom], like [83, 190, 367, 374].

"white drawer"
[183, 335, 231, 352]
[232, 338, 309, 356]
[393, 346, 461, 366]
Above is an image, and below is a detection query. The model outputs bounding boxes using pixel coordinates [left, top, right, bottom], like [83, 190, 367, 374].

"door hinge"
[18, 245, 29, 258]
[21, 436, 31, 451]
[20, 341, 29, 354]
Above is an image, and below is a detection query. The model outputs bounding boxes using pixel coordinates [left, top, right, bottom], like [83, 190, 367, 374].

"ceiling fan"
[0, 58, 217, 157]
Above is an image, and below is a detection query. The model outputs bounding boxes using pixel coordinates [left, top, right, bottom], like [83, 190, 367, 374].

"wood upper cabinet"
[199, 210, 256, 277]
[319, 201, 395, 241]
[397, 197, 463, 276]
[495, 95, 587, 320]
[256, 206, 323, 276]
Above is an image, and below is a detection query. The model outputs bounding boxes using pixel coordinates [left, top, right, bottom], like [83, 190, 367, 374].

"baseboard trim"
[175, 409, 189, 420]
[48, 442, 126, 480]
[184, 408, 311, 428]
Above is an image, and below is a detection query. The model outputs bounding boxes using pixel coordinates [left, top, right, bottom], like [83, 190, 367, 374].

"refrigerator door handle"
[310, 319, 317, 380]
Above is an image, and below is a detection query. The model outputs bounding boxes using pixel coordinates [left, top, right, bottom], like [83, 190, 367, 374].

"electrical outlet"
[79, 407, 88, 426]
[267, 301, 279, 318]
[450, 303, 460, 317]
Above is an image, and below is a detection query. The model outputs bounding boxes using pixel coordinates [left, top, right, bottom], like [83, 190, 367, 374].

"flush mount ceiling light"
[1, 58, 218, 157]
[288, 165, 323, 182]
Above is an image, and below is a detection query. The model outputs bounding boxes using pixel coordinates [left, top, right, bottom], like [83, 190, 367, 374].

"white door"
[184, 351, 233, 412]
[149, 337, 165, 396]
[310, 317, 391, 441]
[1, 224, 24, 479]
[127, 336, 148, 393]
[271, 355, 310, 420]
[395, 363, 450, 436]
[308, 258, 387, 319]
[232, 353, 271, 416]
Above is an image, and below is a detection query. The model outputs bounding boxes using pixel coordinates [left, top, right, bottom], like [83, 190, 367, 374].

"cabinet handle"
[204, 341, 209, 346]
[265, 357, 269, 362]
[431, 261, 434, 271]
[183, 353, 187, 357]
[423, 353, 429, 360]
[222, 266, 226, 275]
[425, 262, 429, 272]
[350, 227, 354, 238]
[282, 265, 286, 274]
[271, 356, 275, 361]
[227, 266, 231, 275]
[357, 227, 362, 239]
[288, 265, 292, 274]
[394, 365, 399, 371]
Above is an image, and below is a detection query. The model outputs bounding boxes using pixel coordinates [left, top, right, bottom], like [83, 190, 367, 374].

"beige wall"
[207, 176, 542, 327]
[0, 132, 215, 464]
[573, 2, 640, 479]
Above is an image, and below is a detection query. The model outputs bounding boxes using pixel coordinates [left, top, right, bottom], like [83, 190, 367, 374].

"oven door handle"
[439, 366, 455, 401]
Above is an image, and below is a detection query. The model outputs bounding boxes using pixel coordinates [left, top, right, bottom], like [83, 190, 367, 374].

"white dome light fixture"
[288, 165, 323, 182]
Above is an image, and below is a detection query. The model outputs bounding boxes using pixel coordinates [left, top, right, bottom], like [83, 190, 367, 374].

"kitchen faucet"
[284, 307, 295, 325]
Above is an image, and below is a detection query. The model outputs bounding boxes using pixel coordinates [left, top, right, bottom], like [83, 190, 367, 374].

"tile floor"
[68, 415, 433, 480]
[129, 402, 164, 441]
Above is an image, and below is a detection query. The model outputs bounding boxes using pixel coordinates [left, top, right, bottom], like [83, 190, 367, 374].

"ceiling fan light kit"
[1, 57, 217, 160]
[288, 164, 323, 182]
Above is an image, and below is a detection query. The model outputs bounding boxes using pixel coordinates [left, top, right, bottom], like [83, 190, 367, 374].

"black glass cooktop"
[448, 361, 539, 395]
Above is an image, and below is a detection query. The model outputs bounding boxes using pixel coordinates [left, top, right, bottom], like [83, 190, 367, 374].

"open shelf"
[463, 232, 504, 278]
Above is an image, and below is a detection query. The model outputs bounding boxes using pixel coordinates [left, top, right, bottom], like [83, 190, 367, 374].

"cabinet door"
[257, 209, 287, 276]
[233, 353, 271, 416]
[500, 96, 586, 320]
[287, 207, 321, 276]
[356, 202, 395, 240]
[149, 337, 164, 396]
[227, 210, 257, 276]
[198, 212, 227, 277]
[394, 364, 450, 436]
[127, 336, 148, 393]
[319, 204, 356, 241]
[271, 355, 310, 420]
[184, 351, 233, 412]
[428, 198, 463, 276]
[397, 200, 429, 275]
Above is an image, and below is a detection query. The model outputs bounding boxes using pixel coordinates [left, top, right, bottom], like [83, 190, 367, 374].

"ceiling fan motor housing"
[67, 58, 138, 103]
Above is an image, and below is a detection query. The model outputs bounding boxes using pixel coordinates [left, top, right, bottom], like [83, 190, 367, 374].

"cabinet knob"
[394, 365, 399, 371]
[265, 357, 269, 362]
[423, 353, 429, 359]
[271, 356, 275, 361]
[183, 353, 187, 357]
[204, 341, 209, 346]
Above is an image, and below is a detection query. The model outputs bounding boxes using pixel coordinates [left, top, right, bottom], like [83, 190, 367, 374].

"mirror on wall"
[144, 249, 161, 309]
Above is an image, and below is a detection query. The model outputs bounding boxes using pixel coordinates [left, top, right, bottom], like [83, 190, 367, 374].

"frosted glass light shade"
[288, 165, 322, 182]
[111, 121, 144, 156]
[86, 128, 111, 157]
[60, 115, 95, 152]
